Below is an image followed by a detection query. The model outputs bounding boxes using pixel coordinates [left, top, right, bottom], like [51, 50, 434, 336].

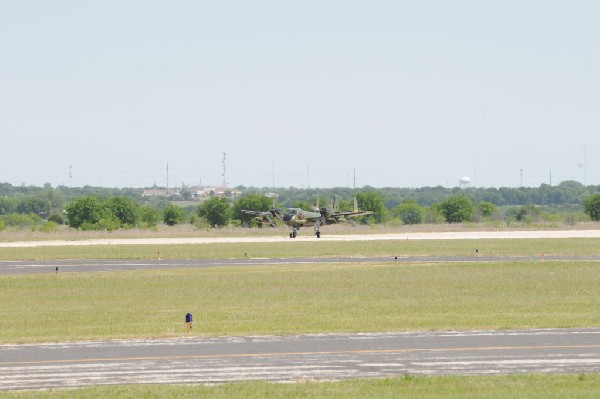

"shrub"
[39, 221, 59, 233]
[197, 197, 231, 227]
[162, 204, 185, 226]
[140, 206, 160, 227]
[96, 216, 121, 232]
[48, 213, 64, 224]
[440, 195, 474, 223]
[65, 196, 104, 228]
[4, 213, 41, 229]
[583, 194, 600, 221]
[392, 200, 423, 225]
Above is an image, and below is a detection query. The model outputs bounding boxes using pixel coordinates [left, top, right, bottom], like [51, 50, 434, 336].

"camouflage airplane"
[243, 198, 372, 238]
[241, 208, 283, 228]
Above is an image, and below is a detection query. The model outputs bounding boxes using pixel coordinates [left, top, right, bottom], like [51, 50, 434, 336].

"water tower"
[459, 176, 471, 189]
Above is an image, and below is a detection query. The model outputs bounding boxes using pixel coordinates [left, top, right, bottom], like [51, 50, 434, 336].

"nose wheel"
[289, 228, 297, 238]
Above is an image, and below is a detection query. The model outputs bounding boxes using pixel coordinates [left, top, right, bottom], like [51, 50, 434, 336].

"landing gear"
[289, 228, 297, 238]
[314, 220, 321, 238]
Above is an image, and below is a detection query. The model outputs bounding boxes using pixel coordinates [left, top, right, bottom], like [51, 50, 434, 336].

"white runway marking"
[2, 329, 600, 390]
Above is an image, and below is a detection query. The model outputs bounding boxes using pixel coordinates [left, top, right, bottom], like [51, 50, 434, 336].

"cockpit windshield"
[283, 209, 298, 218]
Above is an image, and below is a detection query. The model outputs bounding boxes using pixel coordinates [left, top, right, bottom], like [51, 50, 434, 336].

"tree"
[65, 196, 142, 230]
[355, 191, 387, 224]
[440, 195, 474, 223]
[197, 196, 231, 227]
[40, 188, 65, 215]
[477, 201, 497, 218]
[106, 197, 140, 226]
[422, 203, 445, 224]
[16, 197, 51, 217]
[583, 194, 600, 221]
[140, 205, 160, 227]
[232, 194, 273, 225]
[392, 199, 423, 225]
[162, 204, 185, 226]
[0, 197, 15, 215]
[516, 204, 543, 223]
[65, 196, 105, 228]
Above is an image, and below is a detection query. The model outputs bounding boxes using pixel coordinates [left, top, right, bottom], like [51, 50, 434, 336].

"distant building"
[142, 189, 169, 197]
[195, 186, 241, 199]
[142, 188, 182, 197]
[143, 186, 240, 199]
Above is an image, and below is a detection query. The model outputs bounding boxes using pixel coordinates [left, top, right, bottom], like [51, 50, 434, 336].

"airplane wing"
[321, 197, 373, 223]
[330, 210, 373, 218]
[241, 209, 280, 227]
[325, 210, 373, 223]
[241, 210, 271, 217]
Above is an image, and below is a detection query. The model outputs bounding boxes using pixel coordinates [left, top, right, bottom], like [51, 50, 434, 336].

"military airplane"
[241, 208, 283, 228]
[243, 197, 372, 238]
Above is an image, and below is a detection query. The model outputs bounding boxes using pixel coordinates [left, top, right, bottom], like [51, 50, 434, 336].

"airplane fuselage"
[282, 208, 322, 229]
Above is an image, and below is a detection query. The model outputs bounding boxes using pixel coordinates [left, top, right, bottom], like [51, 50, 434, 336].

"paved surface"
[2, 254, 600, 276]
[1, 329, 600, 390]
[2, 229, 600, 248]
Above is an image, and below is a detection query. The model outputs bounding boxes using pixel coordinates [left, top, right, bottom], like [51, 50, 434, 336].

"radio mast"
[222, 153, 227, 188]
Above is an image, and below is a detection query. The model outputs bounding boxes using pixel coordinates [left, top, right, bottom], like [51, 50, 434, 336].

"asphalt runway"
[3, 254, 600, 276]
[1, 329, 600, 390]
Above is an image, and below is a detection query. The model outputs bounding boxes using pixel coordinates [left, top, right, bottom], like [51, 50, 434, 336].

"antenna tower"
[222, 153, 227, 188]
[520, 168, 524, 187]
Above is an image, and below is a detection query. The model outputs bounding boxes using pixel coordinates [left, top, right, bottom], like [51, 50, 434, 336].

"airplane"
[243, 197, 372, 238]
[241, 208, 283, 228]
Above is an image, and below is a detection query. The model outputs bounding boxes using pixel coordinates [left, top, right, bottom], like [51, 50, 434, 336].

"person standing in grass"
[185, 312, 193, 334]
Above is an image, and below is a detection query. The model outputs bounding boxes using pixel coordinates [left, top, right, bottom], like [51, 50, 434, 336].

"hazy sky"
[1, 1, 598, 189]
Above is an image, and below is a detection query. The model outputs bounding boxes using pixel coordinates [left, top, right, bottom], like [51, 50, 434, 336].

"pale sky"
[1, 1, 598, 189]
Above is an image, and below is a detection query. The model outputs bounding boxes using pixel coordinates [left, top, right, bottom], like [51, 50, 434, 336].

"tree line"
[1, 180, 600, 231]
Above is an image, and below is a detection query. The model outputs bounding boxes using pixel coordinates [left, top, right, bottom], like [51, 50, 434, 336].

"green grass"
[3, 238, 600, 397]
[2, 237, 600, 260]
[1, 261, 599, 343]
[2, 374, 600, 398]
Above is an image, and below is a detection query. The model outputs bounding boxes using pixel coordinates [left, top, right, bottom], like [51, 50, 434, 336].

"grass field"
[3, 374, 600, 399]
[1, 260, 599, 343]
[2, 236, 600, 396]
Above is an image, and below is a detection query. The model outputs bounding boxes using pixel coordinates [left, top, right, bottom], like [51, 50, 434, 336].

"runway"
[2, 232, 600, 390]
[2, 229, 600, 248]
[3, 254, 600, 276]
[1, 329, 599, 390]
